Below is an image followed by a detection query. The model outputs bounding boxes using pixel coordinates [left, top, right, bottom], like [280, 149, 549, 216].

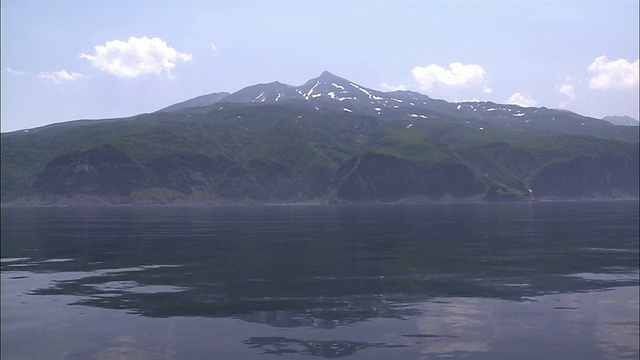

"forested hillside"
[2, 72, 638, 205]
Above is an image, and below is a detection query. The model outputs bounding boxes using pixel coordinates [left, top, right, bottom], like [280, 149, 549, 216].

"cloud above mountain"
[588, 56, 639, 91]
[80, 36, 192, 78]
[558, 83, 575, 99]
[380, 82, 407, 91]
[6, 68, 26, 76]
[411, 62, 490, 93]
[39, 70, 86, 84]
[557, 82, 576, 109]
[507, 92, 537, 107]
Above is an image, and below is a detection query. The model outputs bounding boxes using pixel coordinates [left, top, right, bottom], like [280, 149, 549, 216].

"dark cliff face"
[146, 152, 242, 196]
[33, 144, 145, 197]
[529, 151, 640, 198]
[335, 152, 483, 201]
[30, 146, 335, 203]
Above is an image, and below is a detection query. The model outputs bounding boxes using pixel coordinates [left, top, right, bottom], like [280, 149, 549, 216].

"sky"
[1, 0, 638, 133]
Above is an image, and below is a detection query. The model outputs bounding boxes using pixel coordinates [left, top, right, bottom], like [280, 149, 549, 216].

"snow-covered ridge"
[182, 71, 604, 131]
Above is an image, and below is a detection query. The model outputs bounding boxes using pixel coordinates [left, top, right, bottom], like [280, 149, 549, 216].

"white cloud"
[558, 83, 575, 99]
[412, 62, 487, 91]
[80, 36, 192, 78]
[6, 67, 25, 76]
[211, 43, 218, 51]
[588, 56, 639, 91]
[39, 70, 86, 84]
[507, 92, 537, 107]
[380, 82, 407, 91]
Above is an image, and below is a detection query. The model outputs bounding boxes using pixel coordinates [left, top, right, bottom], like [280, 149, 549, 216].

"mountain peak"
[317, 70, 347, 82]
[319, 70, 336, 78]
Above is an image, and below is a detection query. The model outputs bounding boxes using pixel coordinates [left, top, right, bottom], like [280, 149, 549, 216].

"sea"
[1, 201, 638, 359]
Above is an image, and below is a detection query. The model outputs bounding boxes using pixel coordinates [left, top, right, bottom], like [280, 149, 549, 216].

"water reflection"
[416, 300, 492, 356]
[8, 256, 637, 329]
[2, 202, 639, 359]
[244, 337, 406, 357]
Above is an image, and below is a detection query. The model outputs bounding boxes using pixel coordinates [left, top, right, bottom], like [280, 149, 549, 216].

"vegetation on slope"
[2, 102, 638, 205]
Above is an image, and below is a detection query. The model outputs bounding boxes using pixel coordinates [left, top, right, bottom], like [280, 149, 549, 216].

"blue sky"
[1, 0, 638, 132]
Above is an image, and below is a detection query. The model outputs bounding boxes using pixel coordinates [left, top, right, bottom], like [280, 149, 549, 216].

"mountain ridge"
[152, 71, 637, 143]
[159, 92, 230, 113]
[2, 71, 638, 205]
[603, 115, 639, 126]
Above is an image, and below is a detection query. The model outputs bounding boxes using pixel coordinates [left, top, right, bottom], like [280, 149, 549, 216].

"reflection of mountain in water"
[2, 202, 639, 330]
[21, 261, 637, 329]
[243, 337, 407, 357]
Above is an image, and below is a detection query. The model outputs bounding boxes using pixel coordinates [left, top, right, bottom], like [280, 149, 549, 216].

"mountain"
[162, 71, 637, 143]
[2, 71, 638, 205]
[158, 92, 230, 112]
[603, 115, 639, 126]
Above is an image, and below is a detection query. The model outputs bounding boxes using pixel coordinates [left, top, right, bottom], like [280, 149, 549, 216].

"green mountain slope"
[2, 73, 638, 205]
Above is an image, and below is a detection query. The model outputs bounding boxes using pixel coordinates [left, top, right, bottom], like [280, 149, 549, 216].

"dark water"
[1, 201, 638, 359]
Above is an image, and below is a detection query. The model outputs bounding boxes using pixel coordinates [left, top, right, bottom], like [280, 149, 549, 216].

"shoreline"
[2, 196, 638, 208]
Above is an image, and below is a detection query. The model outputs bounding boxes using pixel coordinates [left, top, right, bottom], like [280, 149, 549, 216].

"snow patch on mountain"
[305, 80, 320, 99]
[408, 114, 428, 119]
[252, 92, 265, 103]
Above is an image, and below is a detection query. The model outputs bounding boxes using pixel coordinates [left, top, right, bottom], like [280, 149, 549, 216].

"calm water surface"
[1, 201, 638, 359]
